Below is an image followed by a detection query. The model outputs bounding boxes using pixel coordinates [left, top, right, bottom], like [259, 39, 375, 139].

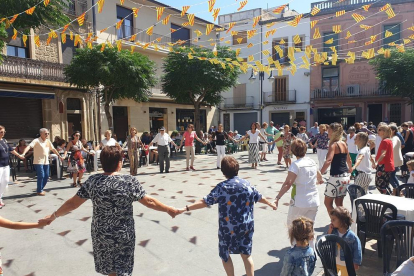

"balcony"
[64, 0, 88, 17]
[264, 90, 296, 104]
[0, 56, 66, 82]
[311, 85, 394, 99]
[311, 0, 413, 13]
[222, 96, 255, 109]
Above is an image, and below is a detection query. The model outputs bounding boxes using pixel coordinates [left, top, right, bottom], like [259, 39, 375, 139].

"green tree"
[369, 49, 414, 102]
[0, 0, 69, 60]
[162, 46, 241, 133]
[64, 46, 157, 129]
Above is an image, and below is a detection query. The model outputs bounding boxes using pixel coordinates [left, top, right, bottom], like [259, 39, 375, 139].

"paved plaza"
[1, 150, 381, 276]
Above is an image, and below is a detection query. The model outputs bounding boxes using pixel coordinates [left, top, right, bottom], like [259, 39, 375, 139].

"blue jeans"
[34, 164, 49, 193]
[390, 167, 400, 189]
[267, 137, 275, 152]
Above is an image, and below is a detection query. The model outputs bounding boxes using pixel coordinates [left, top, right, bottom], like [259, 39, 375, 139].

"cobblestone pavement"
[1, 150, 377, 276]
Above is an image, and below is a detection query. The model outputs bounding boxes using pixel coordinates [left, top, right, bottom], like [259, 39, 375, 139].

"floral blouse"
[310, 132, 329, 150]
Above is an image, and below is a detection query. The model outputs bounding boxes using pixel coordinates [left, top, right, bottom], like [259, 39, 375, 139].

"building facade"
[310, 0, 414, 126]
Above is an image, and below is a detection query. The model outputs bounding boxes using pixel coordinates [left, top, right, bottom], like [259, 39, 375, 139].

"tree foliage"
[162, 46, 241, 132]
[64, 46, 157, 128]
[0, 0, 70, 60]
[369, 49, 414, 101]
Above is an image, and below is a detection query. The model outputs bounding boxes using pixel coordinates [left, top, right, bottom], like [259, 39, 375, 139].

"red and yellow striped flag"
[34, 35, 40, 47]
[155, 37, 162, 42]
[100, 27, 108, 33]
[120, 0, 124, 5]
[74, 34, 82, 46]
[362, 4, 371, 11]
[156, 7, 165, 21]
[97, 0, 105, 13]
[50, 30, 58, 38]
[311, 20, 318, 29]
[116, 19, 124, 29]
[403, 38, 411, 45]
[345, 31, 352, 39]
[311, 6, 320, 16]
[237, 38, 243, 44]
[132, 8, 139, 17]
[100, 43, 106, 52]
[333, 25, 342, 33]
[325, 38, 334, 44]
[370, 35, 377, 42]
[238, 0, 248, 11]
[352, 13, 365, 23]
[9, 14, 18, 24]
[313, 28, 321, 39]
[206, 24, 214, 35]
[130, 34, 136, 41]
[61, 33, 66, 44]
[187, 14, 195, 26]
[231, 31, 238, 36]
[146, 26, 154, 36]
[25, 7, 36, 15]
[386, 8, 395, 19]
[265, 29, 276, 38]
[226, 22, 236, 33]
[44, 0, 50, 7]
[247, 29, 257, 39]
[62, 24, 69, 33]
[87, 42, 92, 49]
[77, 12, 86, 26]
[12, 29, 17, 40]
[408, 26, 414, 31]
[252, 15, 261, 28]
[273, 4, 287, 14]
[212, 8, 220, 21]
[385, 30, 393, 38]
[360, 24, 372, 30]
[70, 31, 73, 40]
[46, 36, 52, 46]
[288, 14, 303, 27]
[181, 6, 190, 17]
[208, 0, 216, 12]
[380, 4, 391, 12]
[116, 40, 122, 51]
[384, 49, 391, 58]
[162, 14, 171, 25]
[23, 34, 28, 46]
[336, 10, 345, 17]
[293, 34, 301, 44]
[182, 22, 190, 27]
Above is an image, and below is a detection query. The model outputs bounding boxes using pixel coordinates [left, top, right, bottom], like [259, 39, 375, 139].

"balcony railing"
[264, 90, 296, 104]
[222, 96, 255, 109]
[311, 0, 376, 11]
[118, 27, 172, 45]
[64, 0, 88, 17]
[311, 85, 393, 99]
[0, 56, 66, 82]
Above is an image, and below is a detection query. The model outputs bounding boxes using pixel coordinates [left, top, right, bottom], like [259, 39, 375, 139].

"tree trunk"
[194, 103, 202, 154]
[104, 101, 113, 130]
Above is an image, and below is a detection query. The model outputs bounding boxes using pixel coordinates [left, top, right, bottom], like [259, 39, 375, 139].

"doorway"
[368, 104, 382, 125]
[149, 108, 166, 132]
[271, 112, 291, 126]
[113, 106, 128, 142]
[67, 114, 82, 136]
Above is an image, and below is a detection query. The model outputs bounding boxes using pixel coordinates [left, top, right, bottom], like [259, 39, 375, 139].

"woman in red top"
[374, 125, 394, 194]
[179, 124, 206, 171]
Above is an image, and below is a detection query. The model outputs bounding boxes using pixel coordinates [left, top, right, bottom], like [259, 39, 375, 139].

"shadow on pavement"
[244, 247, 290, 276]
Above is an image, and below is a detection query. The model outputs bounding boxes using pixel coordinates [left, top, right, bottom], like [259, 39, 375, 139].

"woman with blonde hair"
[373, 125, 395, 194]
[123, 127, 141, 176]
[320, 123, 352, 214]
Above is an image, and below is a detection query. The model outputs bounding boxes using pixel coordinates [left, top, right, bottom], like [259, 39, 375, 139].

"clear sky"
[158, 0, 316, 22]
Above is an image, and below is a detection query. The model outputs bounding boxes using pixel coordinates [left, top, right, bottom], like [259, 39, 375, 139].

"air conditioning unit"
[347, 85, 360, 96]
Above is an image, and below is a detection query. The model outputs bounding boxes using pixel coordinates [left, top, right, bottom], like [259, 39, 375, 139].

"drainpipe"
[260, 21, 263, 123]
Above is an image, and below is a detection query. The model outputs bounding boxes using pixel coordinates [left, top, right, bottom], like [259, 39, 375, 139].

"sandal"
[72, 182, 77, 187]
[77, 180, 82, 187]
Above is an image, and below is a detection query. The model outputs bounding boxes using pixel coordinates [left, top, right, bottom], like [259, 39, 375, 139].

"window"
[272, 38, 289, 64]
[323, 32, 339, 55]
[7, 46, 28, 58]
[62, 37, 77, 65]
[390, 103, 401, 125]
[383, 24, 401, 48]
[67, 98, 82, 110]
[233, 31, 247, 45]
[171, 23, 190, 46]
[117, 6, 133, 39]
[322, 67, 339, 93]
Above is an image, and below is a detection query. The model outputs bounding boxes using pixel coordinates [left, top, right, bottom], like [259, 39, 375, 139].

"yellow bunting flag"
[142, 43, 150, 49]
[311, 6, 320, 16]
[265, 29, 276, 38]
[288, 14, 303, 27]
[226, 22, 236, 33]
[187, 14, 195, 26]
[408, 26, 414, 31]
[98, 0, 105, 13]
[333, 25, 342, 33]
[293, 35, 301, 44]
[248, 55, 254, 62]
[11, 29, 17, 40]
[262, 50, 270, 56]
[345, 31, 352, 39]
[360, 24, 372, 30]
[212, 8, 220, 21]
[181, 6, 190, 17]
[146, 26, 154, 36]
[273, 4, 287, 14]
[216, 27, 224, 31]
[44, 0, 50, 7]
[25, 7, 36, 15]
[120, 0, 124, 4]
[70, 31, 73, 40]
[194, 29, 202, 37]
[206, 24, 214, 35]
[385, 30, 393, 38]
[388, 42, 396, 46]
[162, 15, 171, 25]
[384, 49, 391, 58]
[130, 34, 136, 41]
[61, 24, 69, 33]
[231, 31, 238, 36]
[238, 0, 248, 11]
[266, 22, 276, 28]
[274, 45, 283, 57]
[87, 42, 92, 49]
[132, 8, 139, 17]
[302, 56, 310, 69]
[332, 52, 338, 65]
[34, 35, 40, 47]
[311, 20, 318, 29]
[9, 14, 18, 24]
[288, 47, 295, 61]
[380, 4, 391, 12]
[362, 4, 371, 11]
[313, 28, 321, 39]
[352, 13, 365, 23]
[247, 30, 257, 39]
[74, 34, 81, 47]
[305, 45, 312, 58]
[100, 27, 108, 33]
[155, 37, 162, 42]
[247, 43, 253, 48]
[252, 16, 261, 28]
[116, 40, 122, 51]
[130, 46, 135, 53]
[386, 8, 395, 19]
[23, 35, 28, 46]
[404, 38, 411, 45]
[156, 7, 165, 21]
[325, 38, 334, 44]
[208, 0, 216, 12]
[236, 48, 241, 56]
[77, 12, 86, 26]
[267, 57, 274, 65]
[116, 19, 124, 29]
[397, 44, 405, 53]
[336, 10, 345, 17]
[370, 35, 377, 43]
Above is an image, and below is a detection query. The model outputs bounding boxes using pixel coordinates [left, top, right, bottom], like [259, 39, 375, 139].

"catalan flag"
[360, 24, 372, 30]
[409, 26, 414, 31]
[336, 10, 345, 17]
[288, 14, 303, 27]
[386, 8, 395, 19]
[345, 31, 352, 39]
[70, 31, 73, 40]
[226, 22, 236, 33]
[252, 16, 261, 28]
[238, 0, 248, 11]
[236, 48, 241, 56]
[362, 4, 371, 11]
[325, 38, 334, 44]
[44, 0, 50, 7]
[208, 0, 216, 12]
[181, 6, 190, 17]
[206, 24, 214, 35]
[162, 15, 171, 25]
[97, 0, 105, 13]
[247, 43, 253, 48]
[146, 26, 154, 36]
[130, 34, 136, 41]
[9, 14, 18, 24]
[74, 34, 82, 47]
[262, 50, 270, 56]
[156, 7, 165, 21]
[62, 24, 70, 33]
[265, 29, 276, 38]
[231, 31, 238, 36]
[404, 38, 411, 45]
[12, 29, 17, 40]
[237, 38, 243, 44]
[23, 35, 28, 46]
[380, 3, 391, 12]
[116, 40, 122, 51]
[187, 14, 195, 26]
[273, 4, 287, 14]
[212, 8, 220, 21]
[25, 7, 36, 15]
[311, 20, 318, 29]
[311, 6, 320, 16]
[34, 35, 41, 47]
[384, 49, 391, 58]
[313, 28, 321, 39]
[194, 29, 203, 37]
[274, 45, 283, 57]
[333, 25, 342, 33]
[77, 12, 86, 26]
[293, 35, 302, 44]
[116, 19, 124, 29]
[247, 30, 257, 39]
[352, 13, 365, 23]
[131, 8, 139, 17]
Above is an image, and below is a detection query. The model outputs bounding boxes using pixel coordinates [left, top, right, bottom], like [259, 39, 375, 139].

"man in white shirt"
[149, 127, 179, 173]
[21, 128, 62, 196]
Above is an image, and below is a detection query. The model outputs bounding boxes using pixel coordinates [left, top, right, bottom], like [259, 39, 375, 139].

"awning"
[0, 89, 55, 99]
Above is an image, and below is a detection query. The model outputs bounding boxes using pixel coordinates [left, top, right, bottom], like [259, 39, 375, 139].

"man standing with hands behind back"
[21, 128, 63, 196]
[149, 127, 179, 174]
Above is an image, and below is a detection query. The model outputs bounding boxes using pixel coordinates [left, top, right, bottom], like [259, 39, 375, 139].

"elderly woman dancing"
[40, 146, 178, 276]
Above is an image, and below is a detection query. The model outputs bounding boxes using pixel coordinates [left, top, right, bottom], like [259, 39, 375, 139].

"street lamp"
[248, 69, 275, 122]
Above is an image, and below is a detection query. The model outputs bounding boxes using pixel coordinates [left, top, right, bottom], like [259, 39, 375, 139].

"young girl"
[328, 207, 362, 275]
[0, 216, 47, 275]
[280, 217, 316, 276]
[406, 160, 414, 184]
[352, 133, 376, 193]
[67, 145, 86, 187]
[282, 125, 296, 169]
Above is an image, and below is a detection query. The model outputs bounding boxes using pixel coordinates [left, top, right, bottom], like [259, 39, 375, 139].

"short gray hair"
[39, 128, 49, 134]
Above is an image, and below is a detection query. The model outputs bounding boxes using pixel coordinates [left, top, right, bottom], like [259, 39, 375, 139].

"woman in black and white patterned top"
[40, 146, 179, 276]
